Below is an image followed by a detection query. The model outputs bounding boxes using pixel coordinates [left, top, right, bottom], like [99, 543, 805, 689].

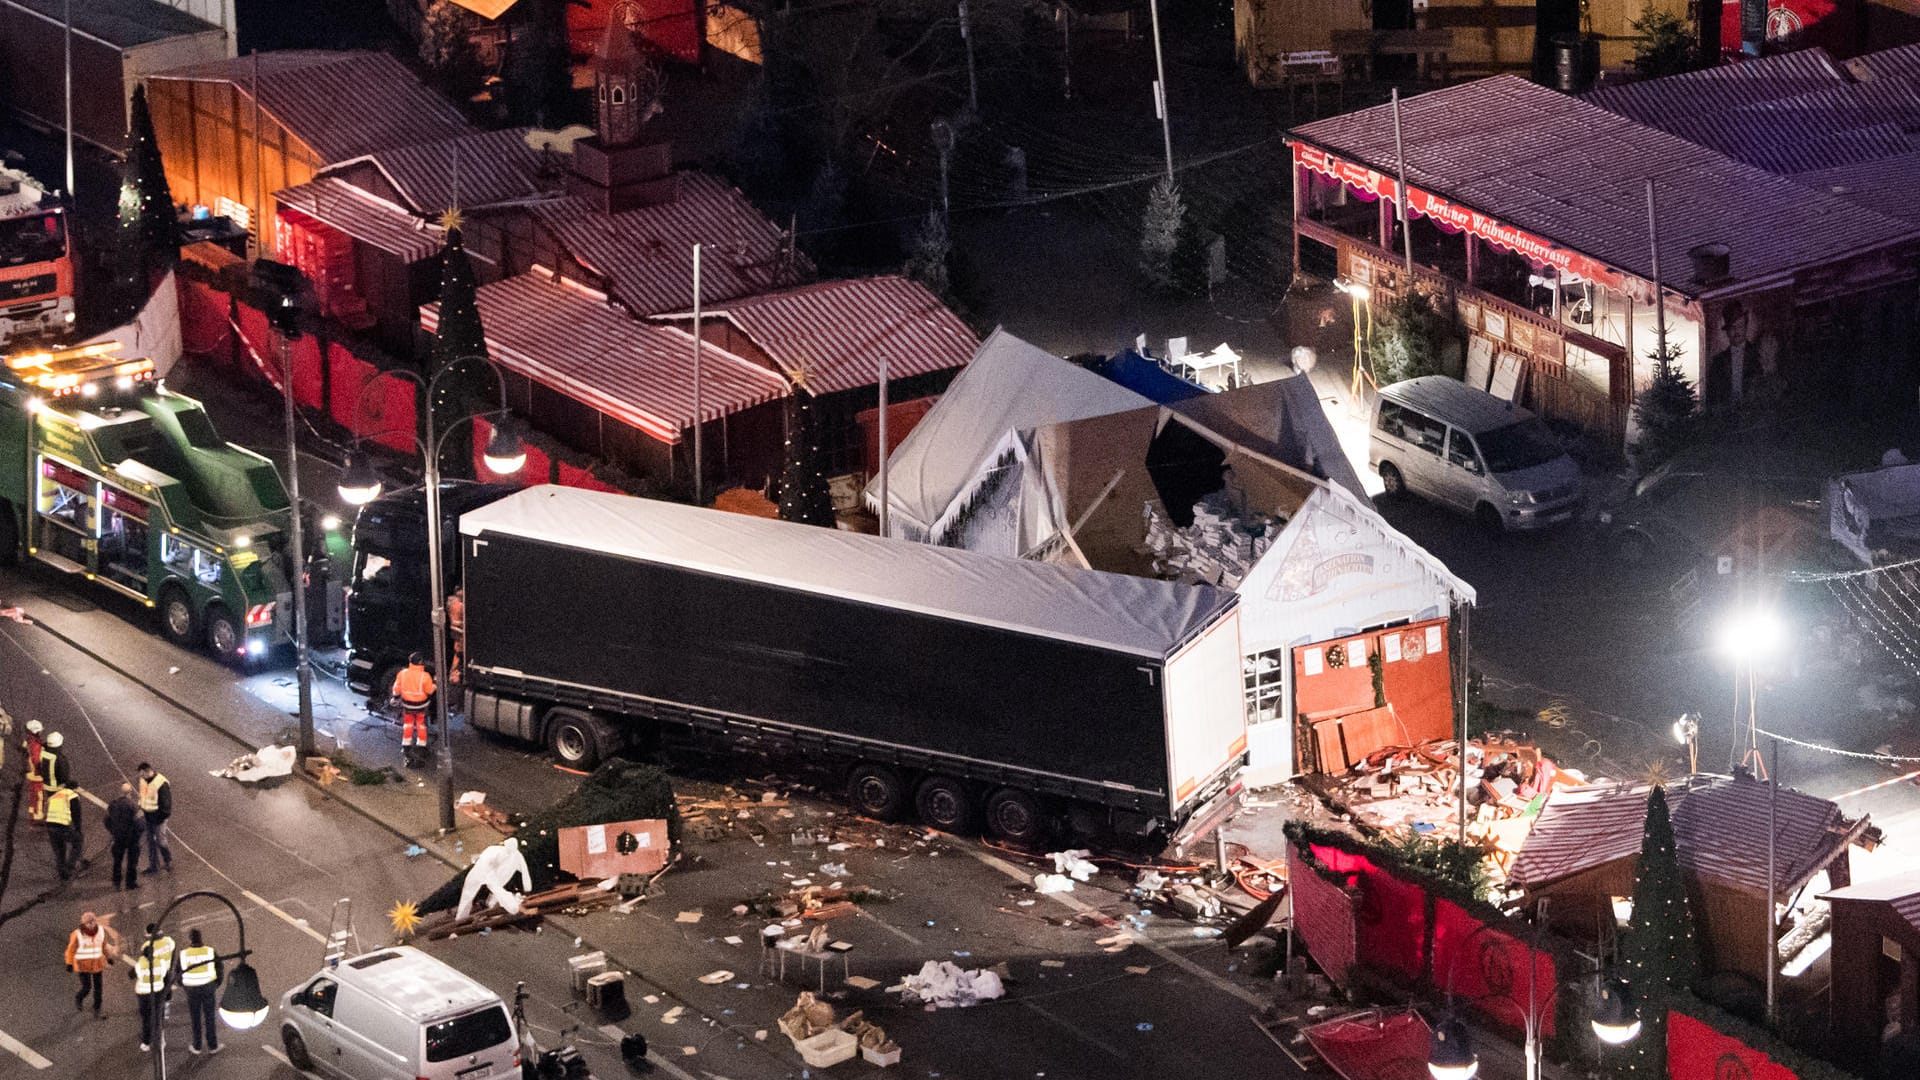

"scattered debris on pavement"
[890, 960, 1007, 1008]
[212, 743, 296, 782]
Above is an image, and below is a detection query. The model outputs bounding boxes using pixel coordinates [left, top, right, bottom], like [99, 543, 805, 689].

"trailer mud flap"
[1168, 778, 1243, 859]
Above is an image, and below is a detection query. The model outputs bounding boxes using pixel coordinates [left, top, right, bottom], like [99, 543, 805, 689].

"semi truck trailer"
[451, 485, 1248, 852]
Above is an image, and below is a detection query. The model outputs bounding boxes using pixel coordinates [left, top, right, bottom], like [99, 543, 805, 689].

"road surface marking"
[855, 908, 922, 946]
[0, 1027, 52, 1070]
[241, 889, 328, 945]
[262, 1044, 324, 1077]
[1020, 998, 1128, 1061]
[597, 1024, 701, 1080]
[963, 846, 1264, 1007]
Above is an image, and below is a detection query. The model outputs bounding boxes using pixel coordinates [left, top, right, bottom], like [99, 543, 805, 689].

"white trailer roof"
[460, 485, 1235, 658]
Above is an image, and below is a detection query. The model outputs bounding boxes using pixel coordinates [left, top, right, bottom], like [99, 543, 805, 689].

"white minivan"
[279, 947, 520, 1080]
[1370, 376, 1582, 531]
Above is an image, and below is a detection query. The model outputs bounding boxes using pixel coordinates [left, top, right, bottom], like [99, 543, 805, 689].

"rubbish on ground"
[1040, 960, 1065, 968]
[1048, 849, 1098, 882]
[779, 992, 839, 1041]
[1168, 883, 1222, 920]
[1134, 869, 1167, 892]
[405, 844, 426, 858]
[893, 961, 1006, 1008]
[1033, 873, 1074, 894]
[819, 863, 849, 878]
[845, 975, 881, 990]
[699, 970, 736, 984]
[806, 925, 830, 952]
[457, 790, 487, 806]
[681, 1047, 696, 1056]
[304, 755, 343, 785]
[676, 910, 703, 923]
[213, 744, 297, 782]
[1095, 934, 1129, 947]
[1126, 966, 1152, 975]
[827, 842, 852, 852]
[661, 1006, 685, 1024]
[754, 1030, 768, 1041]
[724, 935, 743, 946]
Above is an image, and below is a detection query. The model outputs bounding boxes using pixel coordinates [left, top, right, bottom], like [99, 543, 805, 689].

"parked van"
[1370, 376, 1581, 531]
[278, 946, 519, 1080]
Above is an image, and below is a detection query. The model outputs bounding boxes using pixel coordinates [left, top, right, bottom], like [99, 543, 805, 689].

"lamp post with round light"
[1428, 900, 1640, 1080]
[148, 890, 271, 1080]
[336, 356, 525, 833]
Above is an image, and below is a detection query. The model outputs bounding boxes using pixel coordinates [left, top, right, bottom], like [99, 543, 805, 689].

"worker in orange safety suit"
[391, 653, 435, 769]
[446, 586, 466, 687]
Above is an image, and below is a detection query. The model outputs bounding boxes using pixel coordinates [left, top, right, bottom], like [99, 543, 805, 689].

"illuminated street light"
[1427, 1018, 1478, 1080]
[1715, 606, 1785, 661]
[1590, 979, 1641, 1046]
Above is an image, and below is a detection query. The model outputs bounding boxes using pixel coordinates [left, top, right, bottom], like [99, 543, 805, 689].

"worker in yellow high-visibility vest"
[179, 928, 223, 1054]
[136, 763, 173, 874]
[130, 924, 175, 1053]
[43, 786, 81, 881]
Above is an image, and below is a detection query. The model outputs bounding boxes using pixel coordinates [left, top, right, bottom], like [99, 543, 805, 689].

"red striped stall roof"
[1510, 775, 1867, 897]
[151, 51, 471, 164]
[657, 276, 977, 395]
[421, 273, 788, 443]
[533, 172, 811, 315]
[276, 178, 442, 263]
[332, 128, 551, 214]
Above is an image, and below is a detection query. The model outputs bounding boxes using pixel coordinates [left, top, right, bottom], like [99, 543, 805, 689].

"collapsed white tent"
[867, 328, 1151, 540]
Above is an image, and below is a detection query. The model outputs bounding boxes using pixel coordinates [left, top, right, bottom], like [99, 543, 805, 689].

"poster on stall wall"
[1465, 336, 1494, 391]
[1489, 351, 1525, 402]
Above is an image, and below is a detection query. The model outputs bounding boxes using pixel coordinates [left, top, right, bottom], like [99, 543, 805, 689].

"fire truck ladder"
[323, 898, 360, 968]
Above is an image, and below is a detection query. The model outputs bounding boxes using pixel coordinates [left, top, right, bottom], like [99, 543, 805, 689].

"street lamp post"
[1429, 899, 1641, 1080]
[147, 890, 271, 1080]
[337, 356, 525, 833]
[1717, 605, 1784, 777]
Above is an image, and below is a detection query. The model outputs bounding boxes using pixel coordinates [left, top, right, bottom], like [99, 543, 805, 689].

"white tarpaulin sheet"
[869, 327, 1150, 539]
[84, 271, 183, 377]
[460, 486, 1235, 658]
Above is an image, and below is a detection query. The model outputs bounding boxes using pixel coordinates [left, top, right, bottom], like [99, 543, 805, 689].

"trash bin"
[587, 970, 629, 1021]
[1551, 34, 1600, 93]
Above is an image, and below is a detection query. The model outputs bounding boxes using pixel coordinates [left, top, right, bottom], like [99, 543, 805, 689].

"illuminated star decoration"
[389, 900, 422, 938]
[439, 207, 464, 233]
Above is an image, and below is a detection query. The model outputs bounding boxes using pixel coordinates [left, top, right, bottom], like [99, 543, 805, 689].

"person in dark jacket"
[105, 782, 143, 890]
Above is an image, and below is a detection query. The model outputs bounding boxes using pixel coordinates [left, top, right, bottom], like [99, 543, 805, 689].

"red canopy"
[1304, 1009, 1435, 1080]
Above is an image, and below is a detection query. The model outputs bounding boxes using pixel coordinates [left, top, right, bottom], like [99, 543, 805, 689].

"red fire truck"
[0, 166, 76, 350]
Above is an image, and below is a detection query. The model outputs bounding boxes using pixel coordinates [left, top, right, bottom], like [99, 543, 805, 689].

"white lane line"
[241, 889, 328, 945]
[962, 845, 1264, 1007]
[262, 1044, 325, 1077]
[1020, 998, 1128, 1061]
[596, 1024, 701, 1080]
[0, 1027, 53, 1070]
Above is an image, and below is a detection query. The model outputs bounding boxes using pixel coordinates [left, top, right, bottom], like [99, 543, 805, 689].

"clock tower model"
[595, 17, 644, 149]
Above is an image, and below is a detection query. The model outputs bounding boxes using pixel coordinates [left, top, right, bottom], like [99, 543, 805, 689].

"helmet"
[408, 651, 425, 667]
[25, 718, 42, 735]
[45, 731, 63, 748]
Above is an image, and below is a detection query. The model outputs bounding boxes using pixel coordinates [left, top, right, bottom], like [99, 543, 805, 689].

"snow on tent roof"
[460, 485, 1235, 658]
[872, 328, 1152, 536]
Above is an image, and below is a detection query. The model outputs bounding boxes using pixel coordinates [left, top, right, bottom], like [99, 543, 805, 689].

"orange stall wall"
[1293, 616, 1453, 773]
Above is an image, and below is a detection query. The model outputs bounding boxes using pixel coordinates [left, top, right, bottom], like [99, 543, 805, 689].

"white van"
[278, 947, 519, 1080]
[1370, 376, 1582, 531]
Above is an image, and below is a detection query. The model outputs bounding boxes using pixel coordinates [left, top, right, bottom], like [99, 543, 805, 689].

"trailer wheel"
[846, 764, 907, 821]
[545, 708, 608, 770]
[985, 788, 1049, 847]
[158, 584, 197, 647]
[915, 776, 976, 833]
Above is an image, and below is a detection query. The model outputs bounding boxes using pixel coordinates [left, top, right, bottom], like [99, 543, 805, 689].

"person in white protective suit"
[456, 838, 533, 921]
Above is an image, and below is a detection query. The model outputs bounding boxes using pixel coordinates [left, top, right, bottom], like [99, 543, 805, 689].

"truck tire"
[545, 708, 610, 770]
[984, 788, 1049, 846]
[0, 500, 17, 565]
[204, 603, 242, 663]
[846, 764, 907, 821]
[158, 583, 197, 648]
[915, 776, 976, 833]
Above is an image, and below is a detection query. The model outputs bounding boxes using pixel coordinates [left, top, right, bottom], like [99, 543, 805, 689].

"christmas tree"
[904, 211, 951, 300]
[1615, 785, 1699, 1078]
[1632, 340, 1698, 467]
[777, 374, 835, 527]
[1139, 177, 1185, 292]
[110, 85, 179, 321]
[428, 214, 491, 480]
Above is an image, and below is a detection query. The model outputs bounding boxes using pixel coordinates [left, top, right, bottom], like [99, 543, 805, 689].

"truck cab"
[0, 167, 76, 349]
[0, 343, 309, 662]
[345, 481, 515, 702]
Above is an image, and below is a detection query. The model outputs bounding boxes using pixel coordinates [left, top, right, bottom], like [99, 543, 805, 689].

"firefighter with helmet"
[391, 653, 435, 768]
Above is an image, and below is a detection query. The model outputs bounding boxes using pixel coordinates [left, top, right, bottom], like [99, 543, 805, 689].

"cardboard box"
[558, 819, 669, 880]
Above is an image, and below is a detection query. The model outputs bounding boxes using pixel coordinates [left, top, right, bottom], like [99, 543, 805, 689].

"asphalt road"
[0, 559, 1307, 1080]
